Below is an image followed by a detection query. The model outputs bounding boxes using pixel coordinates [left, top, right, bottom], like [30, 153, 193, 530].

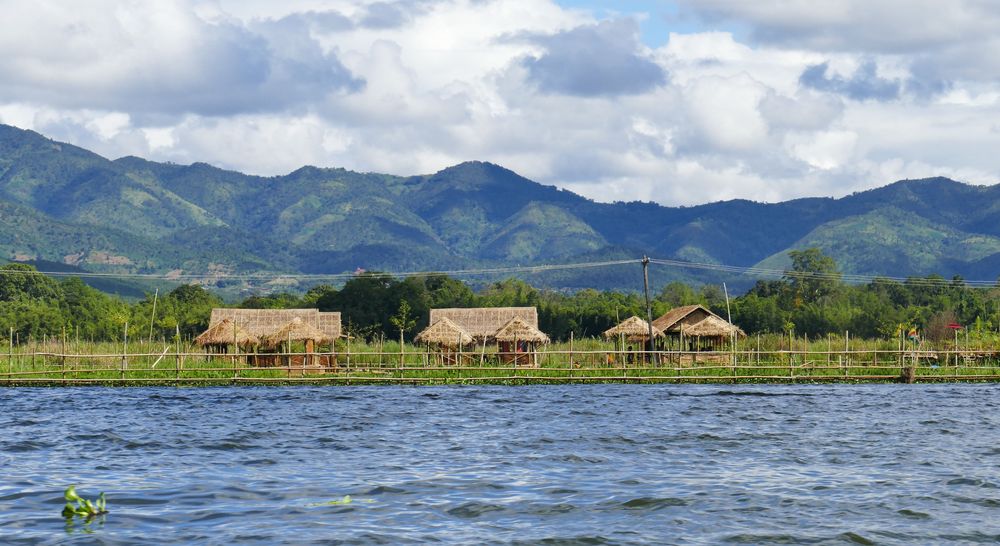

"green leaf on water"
[61, 486, 108, 520]
[64, 485, 80, 502]
[310, 495, 362, 506]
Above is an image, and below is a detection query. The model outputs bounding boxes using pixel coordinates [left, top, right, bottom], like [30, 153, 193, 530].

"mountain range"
[2, 123, 1000, 295]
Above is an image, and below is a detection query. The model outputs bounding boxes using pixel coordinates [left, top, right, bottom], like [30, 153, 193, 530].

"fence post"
[175, 325, 180, 381]
[121, 322, 128, 381]
[8, 327, 12, 385]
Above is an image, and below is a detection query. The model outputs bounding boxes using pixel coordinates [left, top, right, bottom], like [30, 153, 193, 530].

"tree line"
[2, 249, 999, 344]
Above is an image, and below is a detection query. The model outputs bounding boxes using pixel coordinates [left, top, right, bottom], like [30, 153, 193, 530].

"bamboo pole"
[175, 325, 181, 380]
[61, 326, 67, 379]
[121, 321, 128, 381]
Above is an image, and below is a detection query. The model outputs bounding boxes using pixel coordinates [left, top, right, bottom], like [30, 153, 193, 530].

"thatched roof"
[264, 317, 333, 348]
[602, 316, 664, 340]
[414, 317, 473, 347]
[493, 317, 550, 343]
[430, 307, 539, 340]
[652, 304, 709, 332]
[682, 315, 746, 338]
[194, 318, 258, 347]
[209, 308, 341, 339]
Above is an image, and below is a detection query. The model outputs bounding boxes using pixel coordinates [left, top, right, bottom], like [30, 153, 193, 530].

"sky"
[1, 0, 999, 206]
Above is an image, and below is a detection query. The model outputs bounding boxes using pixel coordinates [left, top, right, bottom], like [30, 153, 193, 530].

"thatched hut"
[264, 317, 333, 371]
[652, 305, 743, 350]
[430, 307, 539, 341]
[602, 316, 664, 343]
[209, 308, 342, 340]
[493, 316, 549, 366]
[194, 319, 257, 353]
[602, 316, 663, 363]
[415, 317, 473, 348]
[414, 317, 474, 365]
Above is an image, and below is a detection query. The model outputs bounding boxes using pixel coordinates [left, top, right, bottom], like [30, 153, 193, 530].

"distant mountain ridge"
[1, 123, 999, 292]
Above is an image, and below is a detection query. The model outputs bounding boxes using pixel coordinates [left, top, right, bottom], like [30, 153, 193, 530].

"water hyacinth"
[61, 485, 108, 519]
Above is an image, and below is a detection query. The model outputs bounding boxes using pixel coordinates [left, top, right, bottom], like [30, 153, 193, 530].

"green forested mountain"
[2, 123, 1000, 293]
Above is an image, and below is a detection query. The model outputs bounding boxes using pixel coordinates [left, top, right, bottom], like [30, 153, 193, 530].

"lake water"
[2, 384, 1000, 544]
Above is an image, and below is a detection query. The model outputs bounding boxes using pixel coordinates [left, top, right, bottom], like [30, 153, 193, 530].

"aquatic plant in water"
[61, 485, 108, 519]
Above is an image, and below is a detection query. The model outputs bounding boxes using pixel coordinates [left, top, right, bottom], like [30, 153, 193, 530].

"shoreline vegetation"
[5, 248, 1000, 385]
[3, 337, 999, 386]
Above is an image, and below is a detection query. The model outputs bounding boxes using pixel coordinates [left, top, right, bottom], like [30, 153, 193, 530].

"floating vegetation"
[309, 495, 375, 507]
[61, 485, 108, 520]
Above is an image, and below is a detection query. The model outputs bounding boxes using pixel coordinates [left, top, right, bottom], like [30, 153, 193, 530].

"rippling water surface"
[3, 384, 1000, 544]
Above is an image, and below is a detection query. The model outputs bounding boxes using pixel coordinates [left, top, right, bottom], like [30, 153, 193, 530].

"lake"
[2, 384, 1000, 544]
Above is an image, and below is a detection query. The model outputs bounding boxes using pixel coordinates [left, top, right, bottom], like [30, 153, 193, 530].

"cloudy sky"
[1, 0, 999, 206]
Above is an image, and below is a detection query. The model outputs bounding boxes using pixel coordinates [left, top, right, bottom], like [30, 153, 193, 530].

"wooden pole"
[175, 324, 181, 380]
[61, 326, 67, 379]
[642, 256, 654, 358]
[121, 321, 128, 380]
[148, 288, 159, 344]
[8, 327, 12, 382]
[845, 330, 849, 377]
[569, 330, 574, 368]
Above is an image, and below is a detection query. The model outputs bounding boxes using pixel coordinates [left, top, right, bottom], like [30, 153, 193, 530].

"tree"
[389, 300, 416, 347]
[784, 248, 841, 305]
[0, 263, 60, 302]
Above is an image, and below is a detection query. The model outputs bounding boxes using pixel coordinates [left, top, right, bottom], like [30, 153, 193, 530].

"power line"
[2, 255, 998, 289]
[648, 258, 1000, 288]
[0, 259, 640, 283]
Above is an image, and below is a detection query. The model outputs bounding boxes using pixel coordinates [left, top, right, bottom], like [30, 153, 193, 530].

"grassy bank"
[2, 336, 999, 385]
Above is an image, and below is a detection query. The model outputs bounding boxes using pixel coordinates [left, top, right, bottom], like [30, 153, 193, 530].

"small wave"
[446, 501, 505, 518]
[947, 477, 998, 488]
[3, 440, 53, 453]
[619, 497, 688, 511]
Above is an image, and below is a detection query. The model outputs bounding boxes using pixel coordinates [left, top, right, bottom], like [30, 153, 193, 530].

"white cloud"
[0, 0, 997, 208]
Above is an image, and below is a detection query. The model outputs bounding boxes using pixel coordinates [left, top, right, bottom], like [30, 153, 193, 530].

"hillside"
[1, 123, 999, 293]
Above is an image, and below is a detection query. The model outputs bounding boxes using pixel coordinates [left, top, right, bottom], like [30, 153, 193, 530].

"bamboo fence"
[2, 343, 999, 385]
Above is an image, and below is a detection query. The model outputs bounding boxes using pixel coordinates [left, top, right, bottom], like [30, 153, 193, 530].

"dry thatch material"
[602, 316, 664, 340]
[651, 304, 711, 332]
[493, 317, 550, 343]
[210, 308, 341, 339]
[683, 315, 746, 338]
[414, 317, 473, 347]
[263, 317, 333, 349]
[194, 318, 258, 347]
[430, 307, 538, 340]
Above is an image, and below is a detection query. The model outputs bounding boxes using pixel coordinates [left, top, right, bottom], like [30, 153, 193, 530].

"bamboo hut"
[263, 317, 333, 372]
[602, 316, 664, 342]
[208, 308, 342, 369]
[652, 305, 743, 351]
[209, 308, 342, 340]
[415, 317, 473, 348]
[194, 319, 257, 353]
[492, 316, 549, 367]
[430, 307, 539, 341]
[603, 316, 663, 364]
[414, 317, 474, 365]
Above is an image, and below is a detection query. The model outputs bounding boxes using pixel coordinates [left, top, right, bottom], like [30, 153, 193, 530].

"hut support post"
[480, 338, 486, 367]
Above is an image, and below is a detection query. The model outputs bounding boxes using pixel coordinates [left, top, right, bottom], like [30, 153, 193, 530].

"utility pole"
[642, 256, 654, 354]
